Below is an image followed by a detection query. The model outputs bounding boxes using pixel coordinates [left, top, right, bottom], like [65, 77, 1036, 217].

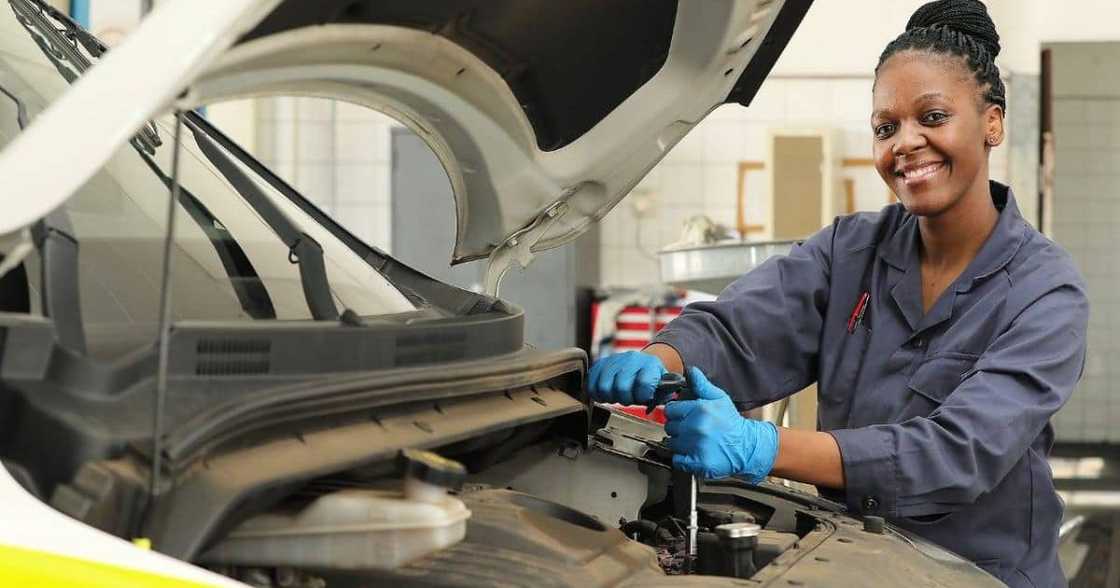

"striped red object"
[612, 305, 682, 350]
[590, 304, 683, 423]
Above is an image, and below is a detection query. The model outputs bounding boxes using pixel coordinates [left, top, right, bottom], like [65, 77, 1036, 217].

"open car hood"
[0, 0, 810, 288]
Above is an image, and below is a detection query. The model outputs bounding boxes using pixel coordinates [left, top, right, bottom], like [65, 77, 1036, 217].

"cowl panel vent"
[196, 338, 272, 376]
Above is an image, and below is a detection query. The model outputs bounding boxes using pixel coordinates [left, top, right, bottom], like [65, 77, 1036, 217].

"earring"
[987, 136, 998, 146]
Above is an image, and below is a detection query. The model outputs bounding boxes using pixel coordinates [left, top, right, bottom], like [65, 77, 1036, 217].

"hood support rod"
[150, 110, 186, 507]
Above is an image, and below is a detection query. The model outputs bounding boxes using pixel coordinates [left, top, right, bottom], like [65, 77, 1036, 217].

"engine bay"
[200, 408, 834, 587]
[204, 479, 824, 588]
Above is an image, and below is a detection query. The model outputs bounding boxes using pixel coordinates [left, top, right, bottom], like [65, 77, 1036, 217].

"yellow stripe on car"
[0, 543, 220, 587]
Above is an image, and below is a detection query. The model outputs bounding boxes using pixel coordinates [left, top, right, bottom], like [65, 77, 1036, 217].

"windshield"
[0, 0, 416, 359]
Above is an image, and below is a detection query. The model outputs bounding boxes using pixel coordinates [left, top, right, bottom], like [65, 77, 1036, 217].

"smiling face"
[872, 51, 1004, 218]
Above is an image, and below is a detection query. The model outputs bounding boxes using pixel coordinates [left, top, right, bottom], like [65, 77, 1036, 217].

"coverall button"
[861, 496, 879, 512]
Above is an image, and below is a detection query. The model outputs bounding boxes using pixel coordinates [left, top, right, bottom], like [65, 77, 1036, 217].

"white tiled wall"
[1050, 96, 1120, 444]
[598, 76, 1014, 289]
[253, 97, 398, 253]
[1044, 43, 1120, 445]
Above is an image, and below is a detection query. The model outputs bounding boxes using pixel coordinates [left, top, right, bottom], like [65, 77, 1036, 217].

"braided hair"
[877, 0, 1006, 111]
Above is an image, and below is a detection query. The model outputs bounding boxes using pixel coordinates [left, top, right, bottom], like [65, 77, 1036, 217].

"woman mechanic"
[588, 1, 1088, 585]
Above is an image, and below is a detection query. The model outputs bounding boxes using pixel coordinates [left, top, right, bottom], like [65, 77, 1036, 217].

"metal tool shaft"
[687, 475, 698, 571]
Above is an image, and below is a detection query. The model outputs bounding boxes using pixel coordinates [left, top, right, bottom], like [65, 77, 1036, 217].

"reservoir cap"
[715, 522, 761, 539]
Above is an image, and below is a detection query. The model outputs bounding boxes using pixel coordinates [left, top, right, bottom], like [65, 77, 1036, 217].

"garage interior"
[6, 0, 1120, 586]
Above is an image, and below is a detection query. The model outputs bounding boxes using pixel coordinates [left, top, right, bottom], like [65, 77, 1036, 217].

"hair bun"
[906, 0, 1001, 59]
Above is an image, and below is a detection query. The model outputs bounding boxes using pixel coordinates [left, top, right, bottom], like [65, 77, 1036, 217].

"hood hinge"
[482, 198, 571, 297]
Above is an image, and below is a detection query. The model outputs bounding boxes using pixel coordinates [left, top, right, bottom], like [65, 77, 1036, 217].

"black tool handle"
[657, 371, 686, 394]
[647, 371, 688, 414]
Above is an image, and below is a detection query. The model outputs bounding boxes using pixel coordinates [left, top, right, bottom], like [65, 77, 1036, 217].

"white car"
[0, 1, 1002, 586]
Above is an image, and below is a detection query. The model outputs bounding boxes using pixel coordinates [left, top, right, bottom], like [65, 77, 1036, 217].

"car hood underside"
[0, 0, 810, 284]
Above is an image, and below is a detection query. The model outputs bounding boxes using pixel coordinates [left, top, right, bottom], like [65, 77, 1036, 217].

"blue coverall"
[652, 182, 1088, 587]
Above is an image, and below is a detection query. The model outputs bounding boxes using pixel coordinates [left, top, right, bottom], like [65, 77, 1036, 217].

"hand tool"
[657, 371, 698, 572]
[646, 372, 686, 414]
[687, 475, 698, 572]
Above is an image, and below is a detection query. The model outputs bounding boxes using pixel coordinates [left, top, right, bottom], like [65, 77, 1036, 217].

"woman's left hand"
[664, 367, 779, 483]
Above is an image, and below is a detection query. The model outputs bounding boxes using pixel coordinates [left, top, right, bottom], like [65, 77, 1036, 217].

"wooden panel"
[843, 178, 855, 214]
[841, 159, 875, 212]
[772, 136, 823, 240]
[736, 161, 766, 236]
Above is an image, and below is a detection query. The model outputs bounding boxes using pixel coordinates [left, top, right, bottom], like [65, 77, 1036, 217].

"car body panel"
[0, 2, 1004, 586]
[0, 0, 811, 284]
[0, 0, 281, 237]
[0, 467, 246, 587]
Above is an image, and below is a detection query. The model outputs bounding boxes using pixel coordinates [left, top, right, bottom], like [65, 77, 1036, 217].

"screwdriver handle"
[646, 371, 687, 414]
[657, 371, 686, 394]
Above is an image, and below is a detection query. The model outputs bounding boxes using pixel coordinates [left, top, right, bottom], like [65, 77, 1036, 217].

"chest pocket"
[904, 353, 980, 416]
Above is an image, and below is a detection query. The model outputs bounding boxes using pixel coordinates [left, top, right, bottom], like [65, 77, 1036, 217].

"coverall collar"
[879, 181, 1028, 331]
[879, 181, 1027, 285]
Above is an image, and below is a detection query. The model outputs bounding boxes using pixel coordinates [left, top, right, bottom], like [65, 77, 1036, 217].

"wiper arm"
[15, 0, 104, 66]
[184, 116, 340, 321]
[135, 151, 278, 320]
[10, 0, 161, 154]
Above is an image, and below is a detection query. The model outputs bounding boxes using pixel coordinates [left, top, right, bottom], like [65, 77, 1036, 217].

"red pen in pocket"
[847, 291, 870, 334]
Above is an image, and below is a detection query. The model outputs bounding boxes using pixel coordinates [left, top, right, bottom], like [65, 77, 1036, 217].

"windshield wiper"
[6, 4, 271, 322]
[10, 1, 342, 323]
[9, 0, 161, 154]
[184, 115, 341, 321]
[2, 66, 275, 328]
[135, 152, 278, 320]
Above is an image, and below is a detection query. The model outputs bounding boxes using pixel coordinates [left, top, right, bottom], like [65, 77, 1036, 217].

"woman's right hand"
[587, 351, 667, 405]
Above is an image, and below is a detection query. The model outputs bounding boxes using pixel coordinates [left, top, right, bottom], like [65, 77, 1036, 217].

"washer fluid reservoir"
[202, 450, 471, 570]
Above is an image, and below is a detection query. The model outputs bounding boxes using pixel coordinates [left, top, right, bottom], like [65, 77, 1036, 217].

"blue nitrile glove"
[664, 367, 779, 483]
[587, 351, 667, 405]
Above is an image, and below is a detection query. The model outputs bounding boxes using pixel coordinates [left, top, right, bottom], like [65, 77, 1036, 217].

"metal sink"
[658, 240, 796, 295]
